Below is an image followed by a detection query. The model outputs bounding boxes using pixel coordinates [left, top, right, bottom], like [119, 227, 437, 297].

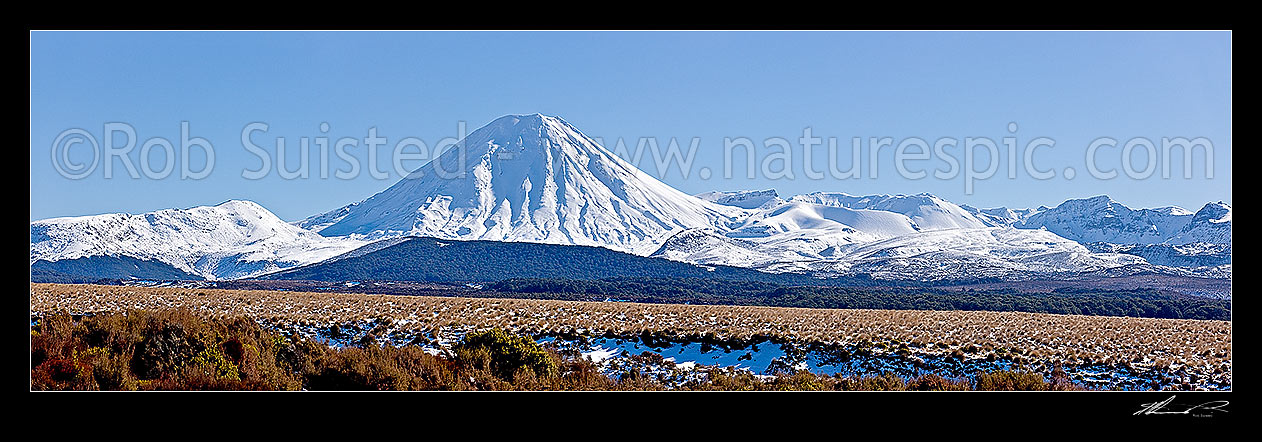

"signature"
[1135, 395, 1229, 416]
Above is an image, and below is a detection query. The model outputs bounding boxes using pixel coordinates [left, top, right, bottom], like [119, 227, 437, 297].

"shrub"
[453, 328, 558, 381]
[849, 372, 907, 391]
[1048, 364, 1084, 391]
[555, 358, 620, 391]
[31, 356, 96, 390]
[30, 309, 307, 390]
[694, 367, 761, 391]
[186, 347, 241, 381]
[87, 347, 137, 390]
[906, 373, 970, 391]
[975, 370, 1049, 391]
[772, 371, 827, 391]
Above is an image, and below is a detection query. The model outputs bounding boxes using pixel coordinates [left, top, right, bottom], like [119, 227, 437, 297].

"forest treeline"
[487, 278, 1231, 321]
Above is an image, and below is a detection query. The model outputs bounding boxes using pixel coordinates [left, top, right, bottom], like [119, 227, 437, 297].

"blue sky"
[30, 31, 1231, 221]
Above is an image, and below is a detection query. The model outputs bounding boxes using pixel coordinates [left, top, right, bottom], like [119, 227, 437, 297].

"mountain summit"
[300, 114, 744, 253]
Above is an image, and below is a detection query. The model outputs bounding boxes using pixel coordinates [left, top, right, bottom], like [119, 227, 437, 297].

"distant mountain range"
[1012, 195, 1230, 245]
[30, 114, 1231, 284]
[654, 189, 1229, 280]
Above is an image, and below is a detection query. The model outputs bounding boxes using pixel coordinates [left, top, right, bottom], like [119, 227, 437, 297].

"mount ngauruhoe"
[298, 114, 746, 254]
[30, 114, 1231, 282]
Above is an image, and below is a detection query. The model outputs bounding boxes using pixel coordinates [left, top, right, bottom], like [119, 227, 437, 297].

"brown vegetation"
[32, 308, 1093, 391]
[31, 283, 1231, 387]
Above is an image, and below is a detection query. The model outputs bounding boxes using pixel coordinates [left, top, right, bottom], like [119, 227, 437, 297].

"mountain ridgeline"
[31, 256, 200, 283]
[29, 200, 365, 280]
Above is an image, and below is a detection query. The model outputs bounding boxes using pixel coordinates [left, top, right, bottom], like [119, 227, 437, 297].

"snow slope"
[960, 205, 1038, 227]
[653, 226, 1148, 281]
[817, 228, 1148, 280]
[1084, 242, 1231, 268]
[695, 189, 784, 210]
[1165, 202, 1231, 244]
[30, 200, 366, 280]
[730, 201, 919, 239]
[788, 192, 990, 231]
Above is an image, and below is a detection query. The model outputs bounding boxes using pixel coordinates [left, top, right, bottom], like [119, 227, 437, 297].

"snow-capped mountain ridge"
[788, 192, 990, 231]
[695, 189, 784, 210]
[653, 190, 1229, 279]
[31, 200, 365, 280]
[1017, 195, 1229, 245]
[1165, 202, 1231, 244]
[959, 205, 1038, 227]
[651, 225, 1149, 281]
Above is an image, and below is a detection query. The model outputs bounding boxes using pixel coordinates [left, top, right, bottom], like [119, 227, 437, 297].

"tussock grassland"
[31, 283, 1230, 376]
[30, 308, 1089, 391]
